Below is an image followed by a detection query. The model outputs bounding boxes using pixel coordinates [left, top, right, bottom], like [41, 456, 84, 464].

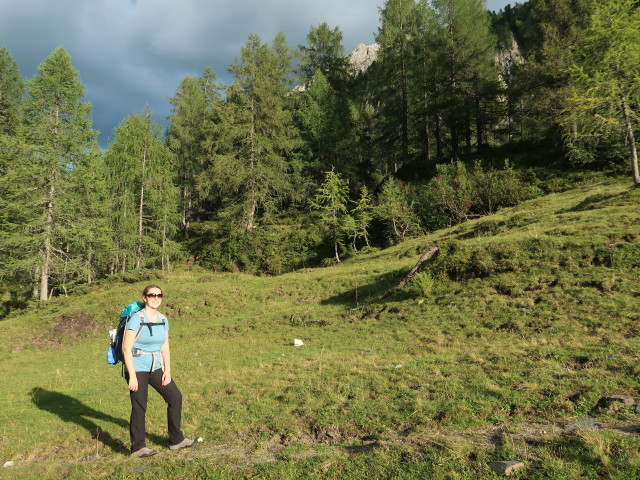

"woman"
[122, 284, 195, 457]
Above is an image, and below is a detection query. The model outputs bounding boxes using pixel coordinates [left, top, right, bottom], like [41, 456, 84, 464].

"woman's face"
[144, 287, 163, 308]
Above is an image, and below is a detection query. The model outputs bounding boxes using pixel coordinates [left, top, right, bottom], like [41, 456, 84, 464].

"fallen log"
[349, 246, 439, 313]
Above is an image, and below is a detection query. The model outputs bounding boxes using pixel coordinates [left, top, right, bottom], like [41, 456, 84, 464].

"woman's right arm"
[123, 329, 138, 391]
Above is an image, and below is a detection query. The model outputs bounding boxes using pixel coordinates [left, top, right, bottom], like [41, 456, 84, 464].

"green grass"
[1, 176, 639, 479]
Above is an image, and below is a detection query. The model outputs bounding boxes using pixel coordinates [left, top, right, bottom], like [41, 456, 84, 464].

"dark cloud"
[0, 0, 511, 147]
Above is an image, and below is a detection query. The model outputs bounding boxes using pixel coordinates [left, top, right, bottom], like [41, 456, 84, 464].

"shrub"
[473, 160, 543, 214]
[197, 220, 326, 275]
[429, 161, 479, 224]
[417, 160, 543, 229]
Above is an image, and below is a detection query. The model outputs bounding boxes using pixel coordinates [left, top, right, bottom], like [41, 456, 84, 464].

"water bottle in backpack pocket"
[106, 344, 117, 364]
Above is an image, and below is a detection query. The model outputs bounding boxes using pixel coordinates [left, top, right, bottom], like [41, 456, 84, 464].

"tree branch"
[349, 246, 439, 313]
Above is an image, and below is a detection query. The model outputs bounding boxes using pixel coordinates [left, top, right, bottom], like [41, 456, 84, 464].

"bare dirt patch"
[32, 312, 99, 349]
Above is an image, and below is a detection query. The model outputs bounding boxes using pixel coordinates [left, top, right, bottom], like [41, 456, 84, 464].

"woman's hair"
[142, 284, 162, 296]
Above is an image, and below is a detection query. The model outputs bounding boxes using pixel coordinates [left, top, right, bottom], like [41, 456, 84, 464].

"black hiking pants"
[125, 368, 185, 452]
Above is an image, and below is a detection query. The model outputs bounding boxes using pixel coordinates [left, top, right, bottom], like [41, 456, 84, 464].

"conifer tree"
[312, 168, 350, 262]
[410, 1, 440, 162]
[351, 186, 374, 250]
[0, 49, 25, 289]
[297, 22, 350, 92]
[521, 0, 594, 142]
[375, 0, 418, 170]
[168, 67, 223, 238]
[216, 33, 298, 232]
[105, 107, 179, 272]
[563, 0, 640, 184]
[296, 24, 357, 183]
[64, 149, 113, 284]
[0, 47, 23, 136]
[18, 47, 97, 300]
[430, 0, 498, 156]
[376, 177, 420, 242]
[296, 70, 356, 180]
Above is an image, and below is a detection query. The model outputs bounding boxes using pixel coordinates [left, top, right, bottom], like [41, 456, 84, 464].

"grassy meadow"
[1, 175, 640, 479]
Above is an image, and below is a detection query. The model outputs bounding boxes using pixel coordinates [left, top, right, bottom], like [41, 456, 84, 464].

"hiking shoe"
[169, 438, 197, 451]
[130, 447, 157, 458]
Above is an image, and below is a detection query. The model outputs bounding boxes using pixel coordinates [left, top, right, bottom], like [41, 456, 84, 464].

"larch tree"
[296, 23, 357, 182]
[216, 33, 298, 233]
[168, 67, 223, 238]
[0, 47, 23, 136]
[297, 22, 350, 92]
[0, 48, 26, 290]
[431, 0, 498, 157]
[105, 107, 179, 272]
[522, 0, 594, 142]
[375, 0, 418, 171]
[563, 0, 640, 185]
[351, 186, 374, 250]
[20, 47, 97, 300]
[312, 167, 350, 263]
[296, 70, 357, 181]
[376, 177, 420, 242]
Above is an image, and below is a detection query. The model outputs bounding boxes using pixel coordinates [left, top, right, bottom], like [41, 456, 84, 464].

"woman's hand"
[162, 371, 172, 386]
[128, 375, 139, 392]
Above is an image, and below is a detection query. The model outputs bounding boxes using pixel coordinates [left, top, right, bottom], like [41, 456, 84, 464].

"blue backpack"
[106, 301, 145, 365]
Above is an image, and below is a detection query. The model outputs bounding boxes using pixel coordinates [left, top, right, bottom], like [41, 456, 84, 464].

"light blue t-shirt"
[125, 310, 169, 373]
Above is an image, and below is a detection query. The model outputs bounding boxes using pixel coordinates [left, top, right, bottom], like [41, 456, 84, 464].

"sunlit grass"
[1, 176, 639, 479]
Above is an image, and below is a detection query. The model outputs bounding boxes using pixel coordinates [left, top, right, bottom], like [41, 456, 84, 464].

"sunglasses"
[145, 293, 163, 299]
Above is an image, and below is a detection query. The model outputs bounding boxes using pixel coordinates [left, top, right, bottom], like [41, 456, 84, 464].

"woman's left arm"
[161, 331, 172, 386]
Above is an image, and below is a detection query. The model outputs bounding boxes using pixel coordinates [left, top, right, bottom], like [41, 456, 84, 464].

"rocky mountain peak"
[347, 43, 380, 76]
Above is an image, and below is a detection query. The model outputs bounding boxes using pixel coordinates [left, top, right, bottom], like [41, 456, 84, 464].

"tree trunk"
[333, 209, 340, 263]
[435, 113, 442, 162]
[400, 54, 409, 166]
[40, 182, 55, 301]
[246, 96, 257, 232]
[136, 142, 148, 269]
[464, 103, 472, 154]
[161, 220, 168, 274]
[182, 186, 192, 239]
[246, 193, 256, 233]
[476, 97, 484, 147]
[349, 246, 439, 312]
[621, 93, 640, 185]
[33, 266, 40, 298]
[423, 77, 431, 163]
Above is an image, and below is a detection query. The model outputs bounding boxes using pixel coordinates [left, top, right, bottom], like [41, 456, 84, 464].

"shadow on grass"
[320, 267, 415, 308]
[30, 387, 164, 454]
[557, 190, 631, 214]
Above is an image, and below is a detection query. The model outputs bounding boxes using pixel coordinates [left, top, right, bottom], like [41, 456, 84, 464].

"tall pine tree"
[17, 47, 97, 300]
[105, 107, 179, 272]
[375, 0, 418, 171]
[431, 0, 497, 157]
[562, 0, 640, 184]
[168, 67, 223, 238]
[216, 33, 299, 232]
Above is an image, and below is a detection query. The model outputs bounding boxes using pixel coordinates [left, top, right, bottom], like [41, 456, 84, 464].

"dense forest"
[0, 0, 638, 307]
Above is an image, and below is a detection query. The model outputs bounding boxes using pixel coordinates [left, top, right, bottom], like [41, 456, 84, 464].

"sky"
[0, 0, 514, 148]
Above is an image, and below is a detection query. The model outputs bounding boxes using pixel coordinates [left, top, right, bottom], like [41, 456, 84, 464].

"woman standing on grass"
[122, 284, 196, 457]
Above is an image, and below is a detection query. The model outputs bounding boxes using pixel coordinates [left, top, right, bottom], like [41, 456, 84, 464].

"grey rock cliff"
[346, 43, 380, 76]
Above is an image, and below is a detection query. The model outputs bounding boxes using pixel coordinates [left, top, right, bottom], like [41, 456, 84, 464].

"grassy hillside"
[1, 175, 639, 479]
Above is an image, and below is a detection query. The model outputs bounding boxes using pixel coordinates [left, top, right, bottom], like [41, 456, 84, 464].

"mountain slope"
[1, 175, 639, 479]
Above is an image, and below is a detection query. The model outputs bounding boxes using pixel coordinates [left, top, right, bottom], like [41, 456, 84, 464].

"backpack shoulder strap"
[131, 311, 146, 340]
